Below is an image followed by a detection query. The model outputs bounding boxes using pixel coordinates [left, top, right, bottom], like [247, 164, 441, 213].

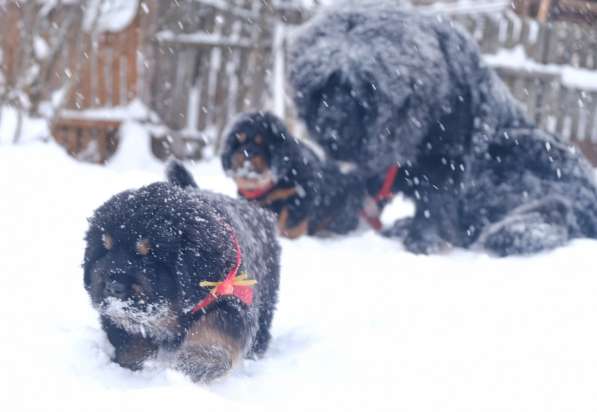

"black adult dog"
[83, 161, 280, 382]
[221, 111, 364, 238]
[288, 2, 597, 255]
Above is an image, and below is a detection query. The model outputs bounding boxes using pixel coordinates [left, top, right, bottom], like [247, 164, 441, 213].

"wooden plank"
[193, 0, 259, 21]
[513, 0, 533, 16]
[558, 0, 597, 14]
[202, 13, 226, 133]
[589, 91, 597, 142]
[532, 19, 550, 63]
[537, 0, 552, 22]
[66, 124, 78, 155]
[110, 32, 121, 106]
[213, 11, 236, 141]
[96, 33, 109, 106]
[196, 6, 217, 132]
[575, 91, 592, 141]
[52, 117, 121, 129]
[81, 34, 93, 108]
[89, 33, 99, 107]
[245, 2, 272, 111]
[525, 76, 540, 122]
[137, 0, 159, 107]
[566, 88, 581, 140]
[555, 86, 571, 138]
[0, 4, 21, 86]
[482, 14, 501, 54]
[504, 12, 520, 50]
[155, 31, 254, 49]
[125, 13, 140, 102]
[581, 26, 597, 69]
[538, 78, 561, 133]
[227, 0, 249, 121]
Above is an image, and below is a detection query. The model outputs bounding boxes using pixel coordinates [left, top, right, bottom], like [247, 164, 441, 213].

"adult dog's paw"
[480, 213, 568, 257]
[403, 227, 450, 255]
[381, 217, 413, 240]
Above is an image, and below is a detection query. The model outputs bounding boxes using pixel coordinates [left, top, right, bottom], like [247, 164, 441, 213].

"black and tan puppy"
[221, 111, 365, 238]
[83, 161, 280, 382]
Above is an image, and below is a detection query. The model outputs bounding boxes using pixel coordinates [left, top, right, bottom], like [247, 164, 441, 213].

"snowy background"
[1, 112, 597, 411]
[2, 0, 597, 410]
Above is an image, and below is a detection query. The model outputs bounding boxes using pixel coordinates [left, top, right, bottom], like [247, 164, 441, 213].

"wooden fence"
[0, 0, 280, 162]
[2, 1, 596, 164]
[148, 0, 276, 158]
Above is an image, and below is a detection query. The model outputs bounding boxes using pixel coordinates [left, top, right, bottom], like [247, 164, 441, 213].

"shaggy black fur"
[288, 1, 597, 255]
[83, 161, 280, 382]
[221, 111, 365, 238]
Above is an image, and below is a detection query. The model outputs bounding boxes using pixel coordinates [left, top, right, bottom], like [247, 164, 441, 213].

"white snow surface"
[2, 140, 597, 411]
[0, 106, 49, 144]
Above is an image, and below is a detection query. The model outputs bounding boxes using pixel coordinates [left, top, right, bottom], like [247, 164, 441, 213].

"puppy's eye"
[102, 234, 113, 250]
[236, 132, 247, 143]
[136, 239, 151, 256]
[232, 152, 245, 169]
[254, 134, 264, 145]
[251, 156, 267, 172]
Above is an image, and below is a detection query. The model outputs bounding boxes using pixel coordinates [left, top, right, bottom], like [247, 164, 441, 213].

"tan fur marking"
[277, 208, 309, 239]
[136, 239, 151, 256]
[250, 155, 268, 173]
[175, 312, 243, 382]
[260, 187, 298, 206]
[102, 233, 113, 250]
[184, 316, 241, 356]
[231, 152, 245, 170]
[313, 217, 334, 235]
[254, 134, 264, 145]
[236, 132, 247, 143]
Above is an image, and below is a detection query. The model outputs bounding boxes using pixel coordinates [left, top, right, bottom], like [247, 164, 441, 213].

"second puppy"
[221, 111, 364, 238]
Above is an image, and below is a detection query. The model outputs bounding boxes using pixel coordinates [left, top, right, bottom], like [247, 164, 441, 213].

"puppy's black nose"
[105, 280, 127, 299]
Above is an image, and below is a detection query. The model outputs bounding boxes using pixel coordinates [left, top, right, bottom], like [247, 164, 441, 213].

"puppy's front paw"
[381, 217, 413, 239]
[174, 304, 245, 383]
[113, 339, 157, 371]
[403, 228, 449, 255]
[175, 345, 233, 383]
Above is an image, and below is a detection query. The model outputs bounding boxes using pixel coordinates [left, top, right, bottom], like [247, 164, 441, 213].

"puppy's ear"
[221, 123, 244, 172]
[166, 160, 198, 189]
[173, 209, 230, 307]
[262, 112, 291, 142]
[261, 112, 297, 177]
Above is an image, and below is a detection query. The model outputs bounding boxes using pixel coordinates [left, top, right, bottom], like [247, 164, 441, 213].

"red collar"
[190, 226, 256, 315]
[361, 164, 400, 231]
[374, 164, 399, 203]
[238, 182, 275, 200]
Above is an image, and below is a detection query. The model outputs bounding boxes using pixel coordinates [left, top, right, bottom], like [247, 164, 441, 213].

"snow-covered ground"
[2, 136, 597, 412]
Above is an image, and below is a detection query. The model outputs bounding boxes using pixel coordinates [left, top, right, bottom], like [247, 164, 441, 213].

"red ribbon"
[190, 228, 256, 314]
[361, 164, 400, 230]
